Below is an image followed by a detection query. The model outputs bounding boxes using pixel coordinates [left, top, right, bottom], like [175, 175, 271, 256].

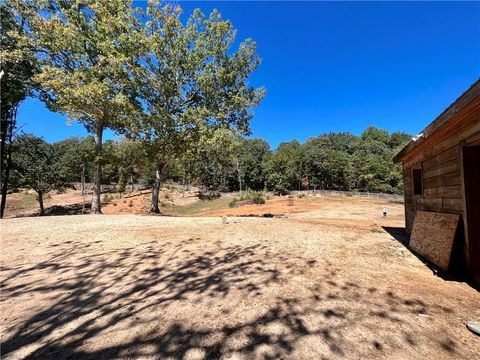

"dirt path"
[1, 202, 479, 359]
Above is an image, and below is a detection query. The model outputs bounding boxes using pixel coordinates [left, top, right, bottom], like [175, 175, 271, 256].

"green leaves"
[1, 3, 36, 120]
[10, 0, 143, 129]
[11, 134, 68, 194]
[126, 3, 265, 181]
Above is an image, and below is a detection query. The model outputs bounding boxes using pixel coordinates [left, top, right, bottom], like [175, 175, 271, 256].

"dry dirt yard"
[1, 196, 479, 359]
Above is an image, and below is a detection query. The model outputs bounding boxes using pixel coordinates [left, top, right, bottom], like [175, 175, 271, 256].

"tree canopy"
[9, 0, 265, 213]
[11, 134, 68, 215]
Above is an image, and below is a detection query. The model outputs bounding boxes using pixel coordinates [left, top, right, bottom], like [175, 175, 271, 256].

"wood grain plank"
[424, 185, 462, 198]
[423, 158, 460, 179]
[410, 210, 460, 270]
[423, 172, 461, 189]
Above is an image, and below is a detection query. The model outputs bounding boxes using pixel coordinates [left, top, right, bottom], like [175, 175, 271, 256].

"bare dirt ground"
[4, 188, 200, 217]
[1, 197, 479, 359]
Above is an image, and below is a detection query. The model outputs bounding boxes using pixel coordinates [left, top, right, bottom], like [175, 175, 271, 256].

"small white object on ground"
[467, 321, 480, 336]
[417, 313, 430, 318]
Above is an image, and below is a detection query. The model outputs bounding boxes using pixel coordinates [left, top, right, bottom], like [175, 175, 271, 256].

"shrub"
[252, 194, 265, 204]
[102, 194, 112, 204]
[229, 197, 239, 208]
[229, 192, 266, 207]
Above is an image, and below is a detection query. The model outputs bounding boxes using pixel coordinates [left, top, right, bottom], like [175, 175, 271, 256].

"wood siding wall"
[398, 88, 480, 275]
[402, 105, 480, 234]
[403, 146, 462, 233]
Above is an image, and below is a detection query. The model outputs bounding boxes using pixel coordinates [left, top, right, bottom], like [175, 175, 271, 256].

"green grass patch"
[166, 195, 233, 216]
[229, 192, 266, 207]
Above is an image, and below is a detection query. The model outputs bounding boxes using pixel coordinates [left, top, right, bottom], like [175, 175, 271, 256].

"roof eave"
[393, 79, 480, 164]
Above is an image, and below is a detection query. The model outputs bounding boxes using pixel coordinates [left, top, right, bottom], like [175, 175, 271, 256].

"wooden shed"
[394, 80, 480, 280]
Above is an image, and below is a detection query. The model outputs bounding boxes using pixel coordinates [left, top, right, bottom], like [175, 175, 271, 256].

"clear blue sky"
[17, 1, 480, 149]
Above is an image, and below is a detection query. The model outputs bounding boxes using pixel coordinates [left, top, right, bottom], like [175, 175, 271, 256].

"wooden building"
[394, 80, 480, 280]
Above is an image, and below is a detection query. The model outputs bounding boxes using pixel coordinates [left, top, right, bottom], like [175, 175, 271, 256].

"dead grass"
[1, 197, 479, 359]
[4, 191, 39, 217]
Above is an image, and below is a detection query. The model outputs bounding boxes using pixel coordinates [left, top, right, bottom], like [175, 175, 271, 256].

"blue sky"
[17, 1, 480, 149]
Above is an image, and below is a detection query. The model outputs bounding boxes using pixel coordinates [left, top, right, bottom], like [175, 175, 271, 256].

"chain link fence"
[288, 189, 404, 202]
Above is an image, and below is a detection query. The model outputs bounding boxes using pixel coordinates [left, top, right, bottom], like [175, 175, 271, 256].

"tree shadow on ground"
[0, 235, 464, 359]
[44, 203, 92, 216]
[12, 190, 174, 218]
[14, 203, 92, 217]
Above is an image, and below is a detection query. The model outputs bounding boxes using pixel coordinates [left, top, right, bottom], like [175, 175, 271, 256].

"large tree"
[54, 136, 95, 194]
[134, 4, 265, 213]
[0, 3, 35, 218]
[11, 134, 68, 215]
[193, 127, 240, 195]
[9, 0, 143, 213]
[237, 138, 270, 191]
[264, 140, 303, 194]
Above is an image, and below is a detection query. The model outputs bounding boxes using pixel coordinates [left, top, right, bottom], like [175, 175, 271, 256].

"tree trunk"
[37, 191, 44, 216]
[150, 166, 162, 214]
[0, 107, 17, 218]
[80, 161, 86, 196]
[236, 157, 242, 193]
[0, 162, 10, 218]
[182, 175, 186, 198]
[91, 125, 103, 214]
[0, 115, 7, 218]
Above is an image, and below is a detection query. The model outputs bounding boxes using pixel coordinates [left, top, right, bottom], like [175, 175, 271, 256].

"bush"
[229, 197, 239, 208]
[230, 192, 266, 207]
[297, 193, 306, 198]
[102, 194, 112, 204]
[252, 194, 265, 204]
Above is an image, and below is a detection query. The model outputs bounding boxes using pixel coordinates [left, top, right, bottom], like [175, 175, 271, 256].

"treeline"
[9, 126, 409, 214]
[184, 125, 410, 195]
